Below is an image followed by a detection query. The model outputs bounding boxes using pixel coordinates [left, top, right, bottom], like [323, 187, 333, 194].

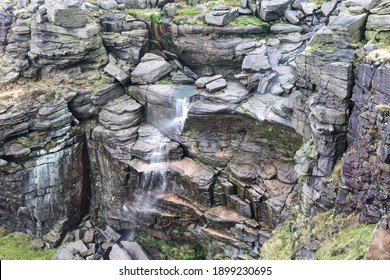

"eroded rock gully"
[1, 0, 390, 259]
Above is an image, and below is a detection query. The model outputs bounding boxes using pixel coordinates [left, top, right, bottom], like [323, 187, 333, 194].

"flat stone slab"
[104, 63, 130, 86]
[120, 241, 150, 260]
[131, 53, 173, 84]
[206, 78, 227, 93]
[205, 8, 239, 26]
[0, 72, 19, 84]
[45, 0, 88, 28]
[195, 75, 223, 88]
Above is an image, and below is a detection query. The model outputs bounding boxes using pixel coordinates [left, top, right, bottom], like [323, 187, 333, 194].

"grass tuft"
[135, 231, 208, 260]
[0, 227, 56, 260]
[229, 16, 269, 28]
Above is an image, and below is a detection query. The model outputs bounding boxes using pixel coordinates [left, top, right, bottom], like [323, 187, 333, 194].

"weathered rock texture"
[0, 0, 389, 260]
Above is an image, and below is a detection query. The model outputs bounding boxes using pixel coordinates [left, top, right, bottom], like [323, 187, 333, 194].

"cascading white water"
[174, 97, 190, 135]
[164, 96, 190, 140]
[136, 88, 193, 206]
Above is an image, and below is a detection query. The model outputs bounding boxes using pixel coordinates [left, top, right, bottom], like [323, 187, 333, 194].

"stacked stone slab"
[0, 89, 88, 236]
[293, 44, 355, 213]
[328, 13, 367, 47]
[45, 0, 88, 28]
[2, 12, 32, 75]
[51, 221, 150, 260]
[341, 62, 390, 223]
[0, 10, 12, 50]
[29, 19, 108, 73]
[366, 1, 390, 44]
[260, 0, 292, 21]
[100, 12, 149, 63]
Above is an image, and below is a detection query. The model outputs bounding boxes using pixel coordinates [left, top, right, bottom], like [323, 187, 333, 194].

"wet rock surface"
[0, 0, 389, 260]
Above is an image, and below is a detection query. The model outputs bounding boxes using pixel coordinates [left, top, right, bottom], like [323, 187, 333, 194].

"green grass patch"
[123, 9, 164, 24]
[260, 211, 376, 260]
[206, 0, 241, 8]
[260, 225, 294, 260]
[314, 223, 376, 260]
[176, 6, 202, 17]
[135, 231, 207, 260]
[308, 0, 327, 5]
[0, 227, 56, 260]
[155, 79, 173, 85]
[376, 104, 390, 116]
[229, 16, 269, 28]
[305, 43, 336, 55]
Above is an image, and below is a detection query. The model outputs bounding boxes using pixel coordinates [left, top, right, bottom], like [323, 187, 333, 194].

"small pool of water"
[173, 85, 198, 99]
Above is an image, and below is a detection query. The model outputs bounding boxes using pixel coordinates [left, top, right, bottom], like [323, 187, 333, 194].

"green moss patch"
[229, 16, 269, 28]
[260, 212, 376, 260]
[135, 231, 207, 260]
[0, 227, 56, 260]
[123, 9, 164, 23]
[260, 225, 294, 260]
[314, 223, 376, 260]
[305, 43, 337, 55]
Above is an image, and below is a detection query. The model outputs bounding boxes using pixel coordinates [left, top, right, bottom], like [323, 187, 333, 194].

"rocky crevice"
[1, 0, 390, 259]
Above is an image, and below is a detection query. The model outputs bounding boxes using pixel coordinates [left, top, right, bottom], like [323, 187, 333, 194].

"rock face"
[131, 53, 173, 84]
[45, 0, 88, 28]
[1, 0, 390, 261]
[205, 8, 239, 27]
[0, 89, 89, 236]
[365, 216, 390, 260]
[260, 0, 292, 21]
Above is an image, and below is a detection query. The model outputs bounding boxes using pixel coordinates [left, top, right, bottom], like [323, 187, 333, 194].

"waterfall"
[135, 88, 192, 207]
[174, 97, 190, 135]
[164, 96, 190, 140]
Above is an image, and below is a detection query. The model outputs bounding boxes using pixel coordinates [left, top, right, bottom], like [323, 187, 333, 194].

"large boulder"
[260, 0, 292, 21]
[205, 8, 240, 26]
[45, 0, 88, 28]
[131, 53, 173, 84]
[365, 216, 390, 260]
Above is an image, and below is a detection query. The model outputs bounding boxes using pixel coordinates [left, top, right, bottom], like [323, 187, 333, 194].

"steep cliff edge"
[1, 0, 390, 259]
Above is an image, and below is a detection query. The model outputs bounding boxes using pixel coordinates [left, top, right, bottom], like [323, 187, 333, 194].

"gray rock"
[301, 2, 318, 15]
[109, 244, 132, 260]
[52, 248, 75, 260]
[66, 240, 88, 254]
[30, 239, 45, 249]
[284, 9, 300, 24]
[131, 53, 173, 84]
[205, 8, 239, 26]
[45, 0, 88, 28]
[104, 225, 121, 242]
[98, 0, 118, 10]
[213, 3, 229, 10]
[195, 75, 224, 88]
[235, 42, 265, 56]
[104, 63, 130, 86]
[321, 0, 337, 17]
[329, 14, 368, 36]
[238, 8, 252, 15]
[206, 78, 227, 93]
[292, 0, 305, 10]
[0, 159, 7, 167]
[228, 195, 252, 218]
[271, 23, 303, 34]
[0, 72, 19, 84]
[260, 0, 291, 21]
[366, 15, 390, 31]
[242, 54, 271, 72]
[83, 229, 94, 243]
[172, 71, 195, 84]
[163, 3, 176, 17]
[120, 241, 150, 260]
